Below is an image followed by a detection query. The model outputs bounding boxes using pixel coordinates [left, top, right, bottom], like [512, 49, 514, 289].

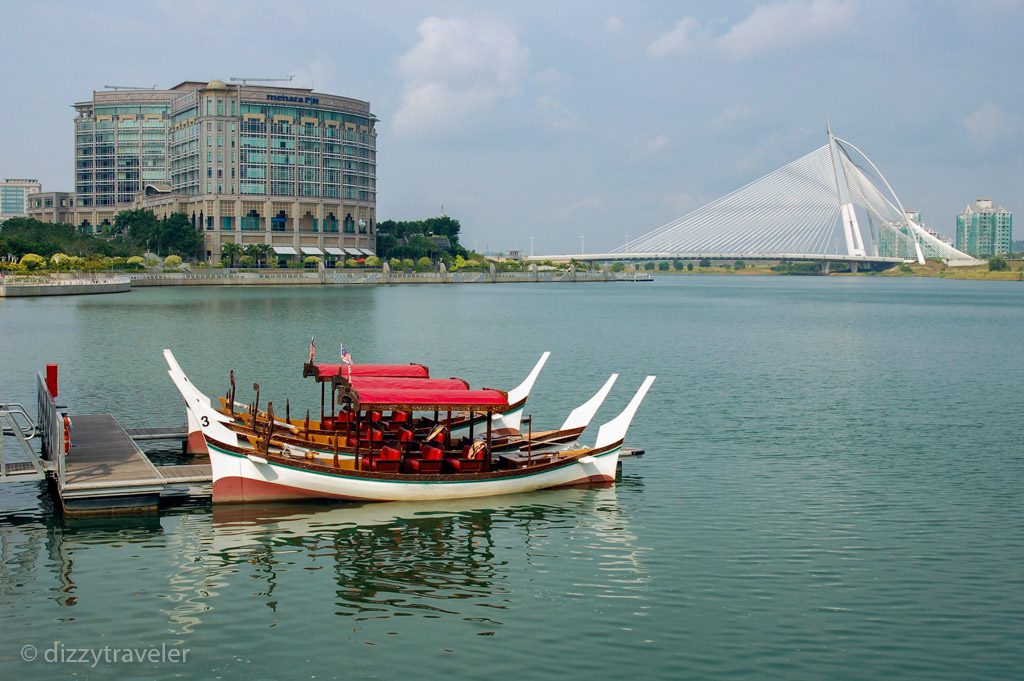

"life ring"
[63, 416, 72, 455]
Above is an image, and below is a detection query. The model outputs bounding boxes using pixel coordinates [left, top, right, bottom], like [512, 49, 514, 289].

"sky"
[1, 0, 1021, 253]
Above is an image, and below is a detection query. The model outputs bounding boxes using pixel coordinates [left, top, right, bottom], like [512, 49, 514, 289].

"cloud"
[392, 16, 529, 137]
[650, 1, 856, 60]
[644, 133, 669, 151]
[717, 0, 857, 59]
[963, 102, 1021, 146]
[535, 67, 571, 91]
[662, 192, 706, 215]
[605, 17, 623, 32]
[535, 95, 584, 132]
[648, 17, 707, 57]
[290, 56, 336, 91]
[710, 104, 759, 132]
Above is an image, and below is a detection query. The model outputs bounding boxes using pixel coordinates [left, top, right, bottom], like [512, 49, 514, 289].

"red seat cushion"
[397, 428, 413, 442]
[405, 458, 442, 473]
[379, 446, 401, 461]
[362, 428, 383, 441]
[421, 444, 443, 460]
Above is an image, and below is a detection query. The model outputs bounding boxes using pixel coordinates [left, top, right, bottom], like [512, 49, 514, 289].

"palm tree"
[221, 242, 242, 267]
[244, 243, 272, 268]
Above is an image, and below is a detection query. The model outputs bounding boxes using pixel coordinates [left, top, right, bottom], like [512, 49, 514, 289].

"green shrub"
[19, 253, 47, 272]
[686, 262, 694, 271]
[163, 255, 182, 269]
[415, 257, 434, 272]
[734, 260, 746, 270]
[988, 255, 1008, 271]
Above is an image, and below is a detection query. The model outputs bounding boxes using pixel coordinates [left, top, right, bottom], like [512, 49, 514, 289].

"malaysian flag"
[308, 337, 316, 363]
[340, 342, 353, 379]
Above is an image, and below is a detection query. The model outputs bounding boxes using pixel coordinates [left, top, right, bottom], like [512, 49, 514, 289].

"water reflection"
[1, 486, 651, 644]
[208, 487, 648, 631]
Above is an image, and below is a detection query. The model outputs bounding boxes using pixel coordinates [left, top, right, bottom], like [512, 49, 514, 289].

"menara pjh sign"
[266, 94, 320, 105]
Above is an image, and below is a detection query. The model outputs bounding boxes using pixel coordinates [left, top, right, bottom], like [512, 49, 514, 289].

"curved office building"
[71, 80, 377, 262]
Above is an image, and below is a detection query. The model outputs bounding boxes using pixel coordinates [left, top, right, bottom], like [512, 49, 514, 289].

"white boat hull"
[209, 442, 620, 503]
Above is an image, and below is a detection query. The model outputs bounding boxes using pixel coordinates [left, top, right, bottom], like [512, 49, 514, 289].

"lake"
[1, 276, 1022, 679]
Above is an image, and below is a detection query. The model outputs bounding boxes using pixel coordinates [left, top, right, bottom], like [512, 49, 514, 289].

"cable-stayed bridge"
[531, 126, 979, 268]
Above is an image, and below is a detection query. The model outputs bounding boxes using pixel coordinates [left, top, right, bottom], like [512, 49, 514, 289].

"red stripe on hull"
[213, 476, 364, 504]
[551, 474, 615, 489]
[185, 430, 209, 455]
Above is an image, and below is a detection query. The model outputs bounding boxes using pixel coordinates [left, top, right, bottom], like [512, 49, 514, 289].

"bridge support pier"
[850, 262, 859, 274]
[818, 261, 831, 274]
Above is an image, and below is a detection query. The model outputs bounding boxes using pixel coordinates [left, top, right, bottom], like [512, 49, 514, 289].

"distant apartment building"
[1, 178, 42, 221]
[879, 210, 953, 259]
[59, 79, 377, 262]
[956, 199, 1013, 258]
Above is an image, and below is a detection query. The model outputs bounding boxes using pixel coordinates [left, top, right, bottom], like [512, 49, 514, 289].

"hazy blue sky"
[1, 0, 1020, 252]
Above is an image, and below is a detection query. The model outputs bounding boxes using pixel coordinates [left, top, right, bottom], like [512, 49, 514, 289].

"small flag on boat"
[308, 337, 316, 363]
[340, 342, 352, 378]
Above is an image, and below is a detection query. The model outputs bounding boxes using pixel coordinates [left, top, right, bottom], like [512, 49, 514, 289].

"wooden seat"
[404, 458, 442, 473]
[362, 445, 402, 472]
[444, 457, 483, 473]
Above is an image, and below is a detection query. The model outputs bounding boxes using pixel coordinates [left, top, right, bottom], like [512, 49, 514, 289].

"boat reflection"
[8, 485, 649, 639]
[209, 486, 647, 626]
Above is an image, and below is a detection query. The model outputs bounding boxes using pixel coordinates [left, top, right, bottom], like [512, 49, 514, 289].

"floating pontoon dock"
[0, 367, 210, 516]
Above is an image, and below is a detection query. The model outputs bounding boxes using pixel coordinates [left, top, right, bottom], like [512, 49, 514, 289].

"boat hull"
[209, 442, 619, 503]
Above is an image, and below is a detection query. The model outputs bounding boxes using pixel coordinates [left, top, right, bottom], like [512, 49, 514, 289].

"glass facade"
[75, 104, 171, 208]
[74, 82, 376, 209]
[0, 179, 41, 220]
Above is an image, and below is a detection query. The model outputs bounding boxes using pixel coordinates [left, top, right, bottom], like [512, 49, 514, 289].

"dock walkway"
[56, 414, 210, 516]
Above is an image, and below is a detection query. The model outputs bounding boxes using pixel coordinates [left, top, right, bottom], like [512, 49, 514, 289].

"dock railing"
[37, 372, 66, 485]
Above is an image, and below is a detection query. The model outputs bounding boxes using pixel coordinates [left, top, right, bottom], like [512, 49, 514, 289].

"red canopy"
[349, 376, 470, 391]
[337, 386, 508, 411]
[308, 362, 430, 380]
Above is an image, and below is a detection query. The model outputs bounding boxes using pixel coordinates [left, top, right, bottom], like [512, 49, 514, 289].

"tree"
[388, 257, 401, 269]
[161, 213, 203, 259]
[244, 243, 272, 268]
[734, 260, 746, 270]
[19, 253, 47, 272]
[304, 255, 321, 268]
[221, 242, 243, 267]
[164, 255, 182, 269]
[699, 257, 712, 268]
[686, 262, 694, 271]
[988, 255, 1008, 271]
[658, 261, 670, 271]
[365, 255, 381, 268]
[415, 256, 434, 272]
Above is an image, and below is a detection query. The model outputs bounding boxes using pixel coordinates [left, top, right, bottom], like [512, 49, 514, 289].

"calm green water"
[1, 277, 1022, 680]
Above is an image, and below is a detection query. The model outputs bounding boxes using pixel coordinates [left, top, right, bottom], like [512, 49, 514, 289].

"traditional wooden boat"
[304, 352, 551, 438]
[168, 350, 585, 458]
[165, 350, 655, 503]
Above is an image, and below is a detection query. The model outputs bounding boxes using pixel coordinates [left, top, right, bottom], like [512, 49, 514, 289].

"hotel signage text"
[266, 94, 320, 105]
